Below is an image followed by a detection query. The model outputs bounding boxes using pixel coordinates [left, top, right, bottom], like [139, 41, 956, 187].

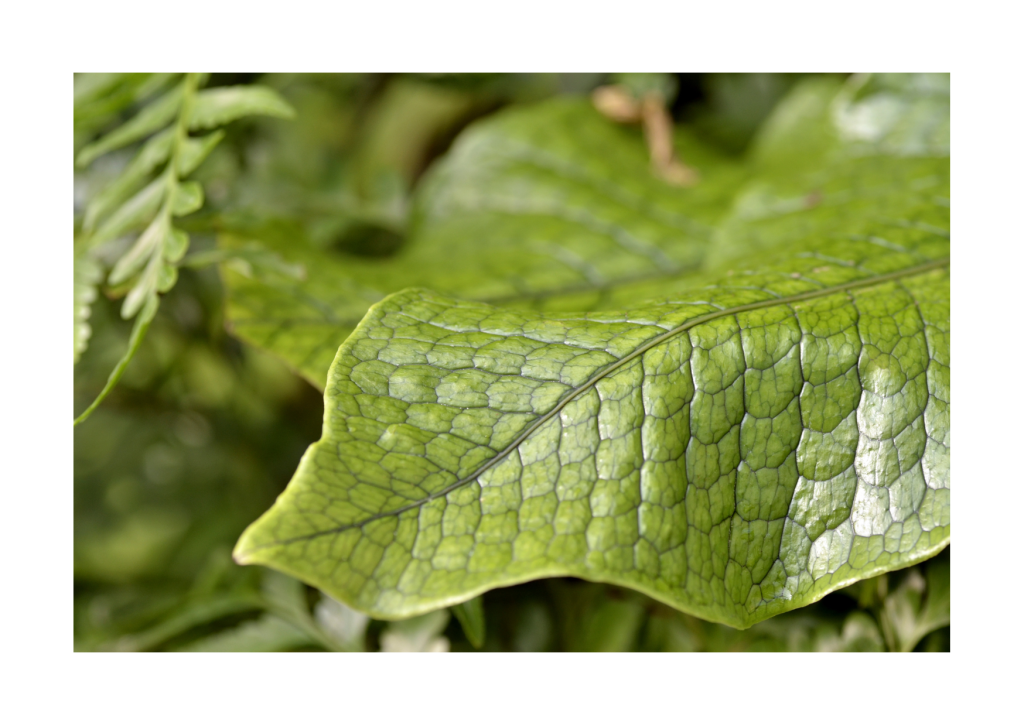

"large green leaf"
[218, 97, 745, 389]
[231, 75, 950, 626]
[235, 226, 949, 627]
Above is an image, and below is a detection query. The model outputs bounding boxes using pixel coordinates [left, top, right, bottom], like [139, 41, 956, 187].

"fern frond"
[74, 73, 295, 425]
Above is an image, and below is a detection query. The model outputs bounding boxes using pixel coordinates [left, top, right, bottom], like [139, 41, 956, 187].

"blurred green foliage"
[74, 73, 948, 651]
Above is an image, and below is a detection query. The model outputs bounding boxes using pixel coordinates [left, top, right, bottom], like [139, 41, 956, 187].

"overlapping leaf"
[217, 75, 949, 390]
[232, 74, 951, 626]
[219, 97, 745, 388]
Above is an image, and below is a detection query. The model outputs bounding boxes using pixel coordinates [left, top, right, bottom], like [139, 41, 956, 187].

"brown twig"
[592, 84, 699, 187]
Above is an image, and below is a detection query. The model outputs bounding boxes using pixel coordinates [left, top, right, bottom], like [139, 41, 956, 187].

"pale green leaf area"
[235, 229, 950, 627]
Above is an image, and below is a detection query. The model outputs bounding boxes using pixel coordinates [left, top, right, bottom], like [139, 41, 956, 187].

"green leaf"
[177, 613, 315, 652]
[189, 85, 296, 130]
[81, 130, 223, 234]
[74, 253, 103, 364]
[82, 129, 173, 232]
[314, 593, 370, 651]
[217, 97, 745, 388]
[103, 594, 262, 652]
[179, 130, 225, 175]
[218, 225, 381, 389]
[91, 175, 166, 250]
[74, 73, 178, 131]
[451, 596, 485, 648]
[172, 180, 204, 216]
[227, 75, 951, 625]
[219, 75, 948, 392]
[576, 596, 647, 651]
[880, 549, 950, 651]
[380, 610, 450, 652]
[74, 295, 159, 426]
[833, 73, 950, 157]
[164, 227, 189, 263]
[234, 225, 950, 627]
[76, 83, 183, 168]
[834, 611, 886, 652]
[109, 213, 167, 287]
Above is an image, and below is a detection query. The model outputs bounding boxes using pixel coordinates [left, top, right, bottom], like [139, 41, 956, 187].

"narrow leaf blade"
[83, 129, 173, 232]
[76, 84, 182, 168]
[189, 85, 296, 130]
[74, 295, 160, 426]
[451, 596, 486, 648]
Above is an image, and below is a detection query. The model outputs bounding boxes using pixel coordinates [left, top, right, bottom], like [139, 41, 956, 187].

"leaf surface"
[219, 76, 948, 390]
[235, 230, 950, 627]
[189, 85, 296, 129]
[218, 97, 745, 388]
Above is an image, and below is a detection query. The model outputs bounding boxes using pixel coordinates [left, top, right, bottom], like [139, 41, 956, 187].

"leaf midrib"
[244, 256, 950, 552]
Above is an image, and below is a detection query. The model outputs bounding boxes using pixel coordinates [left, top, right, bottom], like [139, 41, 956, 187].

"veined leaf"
[219, 225, 386, 390]
[218, 98, 745, 388]
[219, 75, 948, 391]
[235, 229, 950, 627]
[189, 85, 296, 130]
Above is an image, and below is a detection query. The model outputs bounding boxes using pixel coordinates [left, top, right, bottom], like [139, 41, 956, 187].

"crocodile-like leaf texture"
[235, 232, 950, 627]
